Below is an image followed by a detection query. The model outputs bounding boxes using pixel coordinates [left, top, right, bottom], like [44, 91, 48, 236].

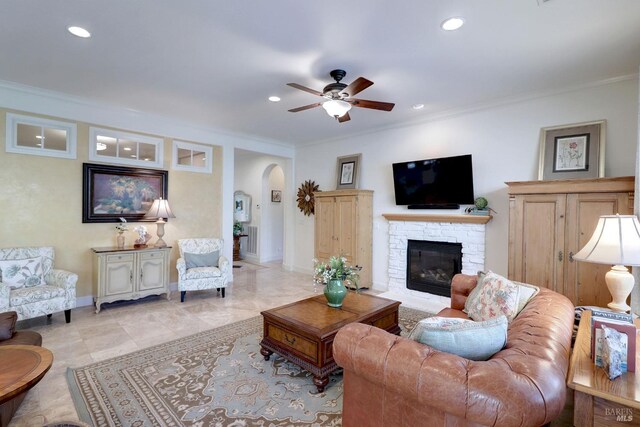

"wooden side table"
[233, 234, 248, 261]
[567, 310, 640, 426]
[0, 345, 53, 427]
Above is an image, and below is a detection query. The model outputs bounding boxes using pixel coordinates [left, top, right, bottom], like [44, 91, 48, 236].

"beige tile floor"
[9, 261, 320, 426]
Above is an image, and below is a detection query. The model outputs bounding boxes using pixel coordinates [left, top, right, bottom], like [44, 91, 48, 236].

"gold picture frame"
[538, 120, 606, 180]
[335, 153, 361, 190]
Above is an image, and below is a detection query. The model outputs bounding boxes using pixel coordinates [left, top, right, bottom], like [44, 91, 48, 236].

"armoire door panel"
[335, 196, 356, 262]
[514, 194, 565, 293]
[566, 193, 632, 306]
[315, 197, 335, 260]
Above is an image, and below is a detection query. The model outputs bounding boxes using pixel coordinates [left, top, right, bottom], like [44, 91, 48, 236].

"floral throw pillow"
[465, 271, 520, 322]
[0, 257, 45, 289]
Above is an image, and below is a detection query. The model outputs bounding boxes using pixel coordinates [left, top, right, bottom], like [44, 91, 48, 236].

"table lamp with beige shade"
[573, 214, 640, 312]
[143, 198, 175, 248]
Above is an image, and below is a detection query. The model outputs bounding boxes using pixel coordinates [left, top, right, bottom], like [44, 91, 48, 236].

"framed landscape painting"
[82, 163, 168, 223]
[538, 120, 605, 181]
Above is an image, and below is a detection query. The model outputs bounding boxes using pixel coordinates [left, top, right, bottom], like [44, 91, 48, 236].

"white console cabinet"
[91, 246, 171, 313]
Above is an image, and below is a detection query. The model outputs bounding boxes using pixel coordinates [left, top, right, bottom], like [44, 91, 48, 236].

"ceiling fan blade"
[288, 102, 322, 112]
[286, 83, 323, 97]
[338, 112, 351, 123]
[341, 77, 373, 97]
[349, 98, 395, 111]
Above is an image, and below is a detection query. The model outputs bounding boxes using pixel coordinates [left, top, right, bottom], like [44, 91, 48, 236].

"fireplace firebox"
[406, 240, 462, 297]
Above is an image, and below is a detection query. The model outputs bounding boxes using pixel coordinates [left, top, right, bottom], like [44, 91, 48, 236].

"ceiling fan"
[287, 69, 395, 123]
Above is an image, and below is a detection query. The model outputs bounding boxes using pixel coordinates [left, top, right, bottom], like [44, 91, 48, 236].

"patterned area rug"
[67, 306, 431, 426]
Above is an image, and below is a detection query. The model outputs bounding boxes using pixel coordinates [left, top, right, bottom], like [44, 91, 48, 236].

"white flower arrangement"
[115, 217, 128, 232]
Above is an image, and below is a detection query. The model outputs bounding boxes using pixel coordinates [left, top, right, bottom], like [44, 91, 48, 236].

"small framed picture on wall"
[335, 153, 361, 190]
[538, 120, 606, 180]
[271, 190, 282, 203]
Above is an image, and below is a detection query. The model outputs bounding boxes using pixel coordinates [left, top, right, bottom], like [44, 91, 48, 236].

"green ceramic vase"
[324, 278, 348, 308]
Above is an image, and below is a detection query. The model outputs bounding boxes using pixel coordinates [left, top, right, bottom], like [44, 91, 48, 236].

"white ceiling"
[1, 0, 639, 146]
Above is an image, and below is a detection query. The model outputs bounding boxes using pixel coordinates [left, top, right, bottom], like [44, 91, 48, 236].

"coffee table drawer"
[268, 324, 318, 361]
[367, 311, 397, 331]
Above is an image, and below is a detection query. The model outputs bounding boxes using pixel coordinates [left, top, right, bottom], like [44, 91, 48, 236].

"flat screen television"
[392, 154, 474, 209]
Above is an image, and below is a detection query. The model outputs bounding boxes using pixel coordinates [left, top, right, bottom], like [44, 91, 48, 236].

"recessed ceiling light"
[123, 147, 132, 151]
[412, 104, 425, 110]
[35, 135, 44, 139]
[268, 96, 281, 102]
[441, 17, 464, 31]
[96, 142, 107, 151]
[67, 26, 91, 38]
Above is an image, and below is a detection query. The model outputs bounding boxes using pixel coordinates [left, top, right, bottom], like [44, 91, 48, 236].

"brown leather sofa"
[0, 311, 43, 426]
[334, 274, 575, 427]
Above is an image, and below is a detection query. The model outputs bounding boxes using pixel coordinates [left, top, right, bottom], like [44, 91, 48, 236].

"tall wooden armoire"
[314, 190, 373, 288]
[507, 176, 635, 307]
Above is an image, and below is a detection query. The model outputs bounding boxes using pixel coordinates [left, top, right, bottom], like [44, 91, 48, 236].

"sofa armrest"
[450, 273, 479, 310]
[218, 255, 230, 279]
[176, 258, 186, 278]
[0, 311, 17, 341]
[0, 283, 10, 312]
[334, 323, 567, 427]
[45, 269, 78, 291]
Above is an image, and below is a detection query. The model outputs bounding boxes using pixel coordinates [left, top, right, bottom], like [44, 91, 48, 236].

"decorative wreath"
[296, 180, 320, 216]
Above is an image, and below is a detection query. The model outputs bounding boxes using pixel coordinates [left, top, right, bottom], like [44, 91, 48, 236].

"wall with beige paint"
[0, 108, 223, 299]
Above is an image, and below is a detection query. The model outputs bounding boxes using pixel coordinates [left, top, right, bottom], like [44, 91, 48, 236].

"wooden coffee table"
[0, 345, 53, 427]
[259, 292, 400, 392]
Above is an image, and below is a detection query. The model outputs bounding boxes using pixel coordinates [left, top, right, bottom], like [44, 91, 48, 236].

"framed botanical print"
[335, 153, 361, 189]
[538, 120, 606, 180]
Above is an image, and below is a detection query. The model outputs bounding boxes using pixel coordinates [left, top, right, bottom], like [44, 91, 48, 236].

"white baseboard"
[76, 295, 94, 307]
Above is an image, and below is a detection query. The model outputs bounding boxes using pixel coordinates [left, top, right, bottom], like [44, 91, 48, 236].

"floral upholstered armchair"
[0, 247, 77, 323]
[176, 238, 231, 302]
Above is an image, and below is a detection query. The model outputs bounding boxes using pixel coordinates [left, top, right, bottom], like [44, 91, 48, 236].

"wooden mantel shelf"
[382, 213, 492, 224]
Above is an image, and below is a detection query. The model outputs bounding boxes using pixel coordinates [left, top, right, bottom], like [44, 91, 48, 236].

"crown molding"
[298, 73, 639, 148]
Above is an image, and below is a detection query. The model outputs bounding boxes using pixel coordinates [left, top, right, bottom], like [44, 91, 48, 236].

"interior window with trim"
[5, 113, 77, 159]
[89, 127, 163, 168]
[172, 140, 213, 173]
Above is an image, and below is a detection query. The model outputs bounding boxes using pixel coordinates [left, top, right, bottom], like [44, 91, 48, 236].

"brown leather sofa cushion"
[0, 311, 17, 340]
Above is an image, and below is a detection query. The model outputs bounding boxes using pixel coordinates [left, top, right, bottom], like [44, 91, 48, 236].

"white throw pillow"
[408, 315, 508, 361]
[0, 257, 45, 289]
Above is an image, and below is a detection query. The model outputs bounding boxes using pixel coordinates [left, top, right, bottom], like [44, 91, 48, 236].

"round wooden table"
[0, 345, 53, 426]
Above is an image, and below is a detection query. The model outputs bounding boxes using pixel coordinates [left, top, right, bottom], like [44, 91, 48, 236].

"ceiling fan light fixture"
[322, 99, 351, 118]
[441, 17, 464, 31]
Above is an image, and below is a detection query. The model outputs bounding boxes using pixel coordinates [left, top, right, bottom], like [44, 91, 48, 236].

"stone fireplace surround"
[380, 214, 490, 313]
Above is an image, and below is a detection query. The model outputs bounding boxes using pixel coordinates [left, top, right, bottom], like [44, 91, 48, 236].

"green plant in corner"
[233, 220, 243, 236]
